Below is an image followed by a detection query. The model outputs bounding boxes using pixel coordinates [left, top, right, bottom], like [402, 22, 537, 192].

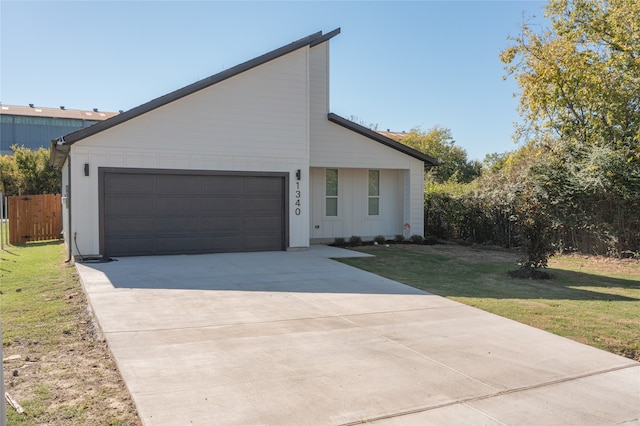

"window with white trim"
[325, 169, 338, 216]
[368, 169, 380, 216]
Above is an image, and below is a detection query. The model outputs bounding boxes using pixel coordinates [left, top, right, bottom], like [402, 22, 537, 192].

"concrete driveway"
[75, 245, 639, 425]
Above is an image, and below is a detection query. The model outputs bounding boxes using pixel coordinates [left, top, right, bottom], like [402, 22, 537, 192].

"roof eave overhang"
[49, 138, 70, 168]
[327, 113, 439, 167]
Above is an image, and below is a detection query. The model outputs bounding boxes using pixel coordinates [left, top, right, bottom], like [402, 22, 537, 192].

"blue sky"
[0, 1, 546, 160]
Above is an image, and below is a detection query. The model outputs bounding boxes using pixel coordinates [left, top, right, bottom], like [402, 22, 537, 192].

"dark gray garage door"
[100, 169, 287, 256]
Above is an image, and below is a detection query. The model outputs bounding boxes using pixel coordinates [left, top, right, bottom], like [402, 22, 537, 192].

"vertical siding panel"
[124, 153, 142, 168]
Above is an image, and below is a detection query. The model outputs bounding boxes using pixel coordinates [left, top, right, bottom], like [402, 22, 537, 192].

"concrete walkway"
[75, 246, 639, 425]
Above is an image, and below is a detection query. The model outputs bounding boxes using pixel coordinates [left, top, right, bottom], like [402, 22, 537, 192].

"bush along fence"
[424, 191, 640, 258]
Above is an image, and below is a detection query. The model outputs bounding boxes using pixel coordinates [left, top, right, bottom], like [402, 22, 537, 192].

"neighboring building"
[0, 104, 117, 155]
[377, 130, 409, 141]
[50, 29, 438, 258]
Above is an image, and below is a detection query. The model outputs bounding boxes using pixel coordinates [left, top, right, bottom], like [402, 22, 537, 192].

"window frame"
[325, 168, 339, 218]
[367, 169, 380, 216]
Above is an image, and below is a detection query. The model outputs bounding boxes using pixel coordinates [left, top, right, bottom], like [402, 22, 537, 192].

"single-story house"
[50, 29, 437, 258]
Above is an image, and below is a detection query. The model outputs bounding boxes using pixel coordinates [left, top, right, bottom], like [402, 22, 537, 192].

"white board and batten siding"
[309, 168, 406, 240]
[308, 163, 423, 241]
[69, 48, 312, 256]
[308, 43, 425, 240]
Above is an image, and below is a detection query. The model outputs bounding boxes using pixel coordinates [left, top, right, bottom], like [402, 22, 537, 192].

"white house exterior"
[50, 29, 437, 258]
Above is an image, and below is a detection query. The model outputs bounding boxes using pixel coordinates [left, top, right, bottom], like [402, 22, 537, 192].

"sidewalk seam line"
[337, 363, 639, 426]
[100, 305, 466, 335]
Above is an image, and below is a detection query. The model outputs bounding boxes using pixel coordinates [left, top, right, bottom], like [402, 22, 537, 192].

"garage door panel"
[243, 235, 282, 251]
[106, 217, 157, 234]
[243, 177, 282, 194]
[103, 171, 285, 256]
[156, 196, 202, 214]
[157, 175, 202, 194]
[105, 174, 155, 193]
[243, 196, 283, 212]
[106, 238, 155, 256]
[202, 176, 244, 194]
[157, 217, 202, 233]
[201, 197, 243, 212]
[105, 196, 155, 216]
[201, 236, 243, 251]
[201, 216, 243, 232]
[243, 216, 282, 230]
[156, 237, 202, 253]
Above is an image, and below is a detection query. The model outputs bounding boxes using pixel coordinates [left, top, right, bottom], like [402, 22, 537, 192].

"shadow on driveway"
[82, 248, 428, 295]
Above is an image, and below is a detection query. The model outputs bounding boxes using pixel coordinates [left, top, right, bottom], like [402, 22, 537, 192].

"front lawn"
[340, 244, 640, 361]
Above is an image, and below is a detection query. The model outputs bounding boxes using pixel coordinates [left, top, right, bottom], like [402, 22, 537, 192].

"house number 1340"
[295, 181, 301, 215]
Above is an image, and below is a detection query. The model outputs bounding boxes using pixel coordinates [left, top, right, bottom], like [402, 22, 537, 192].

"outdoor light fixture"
[296, 169, 301, 180]
[84, 163, 89, 177]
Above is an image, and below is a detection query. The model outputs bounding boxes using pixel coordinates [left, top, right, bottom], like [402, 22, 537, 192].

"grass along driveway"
[1, 241, 140, 425]
[340, 243, 640, 361]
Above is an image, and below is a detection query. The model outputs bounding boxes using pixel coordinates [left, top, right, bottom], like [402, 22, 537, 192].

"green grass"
[340, 244, 640, 360]
[1, 241, 140, 425]
[0, 219, 8, 247]
[1, 241, 78, 348]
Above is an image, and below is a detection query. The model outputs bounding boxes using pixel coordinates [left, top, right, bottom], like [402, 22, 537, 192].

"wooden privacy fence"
[8, 194, 62, 244]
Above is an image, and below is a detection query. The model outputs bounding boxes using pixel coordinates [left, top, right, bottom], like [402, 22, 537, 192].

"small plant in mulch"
[409, 234, 424, 244]
[349, 235, 362, 246]
[373, 235, 386, 245]
[508, 267, 553, 279]
[508, 261, 553, 280]
[423, 235, 439, 245]
[333, 237, 347, 247]
[394, 235, 405, 243]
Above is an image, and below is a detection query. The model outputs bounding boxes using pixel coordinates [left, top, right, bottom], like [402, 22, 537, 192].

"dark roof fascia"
[327, 113, 439, 166]
[59, 29, 340, 146]
[310, 28, 341, 47]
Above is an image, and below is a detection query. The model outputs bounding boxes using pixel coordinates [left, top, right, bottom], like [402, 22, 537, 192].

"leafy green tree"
[401, 126, 482, 183]
[346, 115, 379, 131]
[501, 0, 640, 162]
[499, 0, 640, 261]
[0, 153, 19, 195]
[482, 152, 510, 174]
[0, 146, 61, 195]
[511, 171, 556, 274]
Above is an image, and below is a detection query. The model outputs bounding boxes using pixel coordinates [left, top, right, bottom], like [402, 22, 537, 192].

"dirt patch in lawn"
[550, 253, 640, 277]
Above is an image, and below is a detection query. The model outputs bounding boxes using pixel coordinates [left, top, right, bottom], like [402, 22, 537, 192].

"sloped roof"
[52, 29, 340, 148]
[328, 113, 439, 166]
[50, 28, 438, 168]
